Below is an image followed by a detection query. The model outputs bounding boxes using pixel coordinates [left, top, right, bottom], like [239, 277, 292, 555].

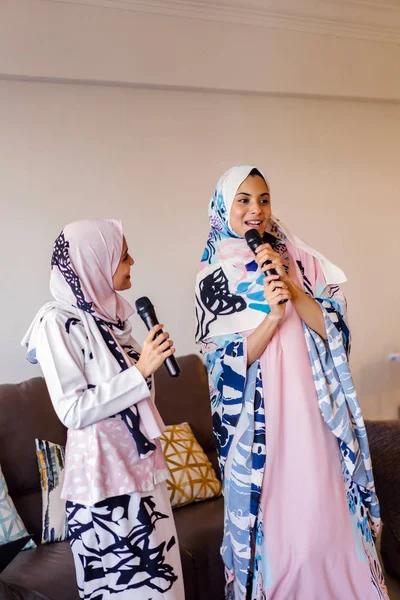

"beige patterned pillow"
[160, 422, 222, 509]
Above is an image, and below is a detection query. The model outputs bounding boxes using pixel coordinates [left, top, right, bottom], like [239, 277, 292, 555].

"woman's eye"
[237, 198, 249, 203]
[261, 199, 270, 205]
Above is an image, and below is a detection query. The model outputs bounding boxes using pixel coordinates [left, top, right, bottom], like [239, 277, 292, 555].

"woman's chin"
[115, 280, 132, 292]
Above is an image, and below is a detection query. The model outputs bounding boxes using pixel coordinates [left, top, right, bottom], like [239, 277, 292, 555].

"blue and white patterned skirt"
[66, 482, 184, 599]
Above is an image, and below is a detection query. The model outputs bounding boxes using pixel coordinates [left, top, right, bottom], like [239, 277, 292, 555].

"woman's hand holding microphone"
[136, 325, 176, 379]
[254, 243, 291, 321]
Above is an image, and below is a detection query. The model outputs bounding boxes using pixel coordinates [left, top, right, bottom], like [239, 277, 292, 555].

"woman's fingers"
[255, 243, 277, 255]
[260, 262, 275, 273]
[137, 327, 175, 379]
[265, 284, 291, 303]
[274, 290, 291, 301]
[152, 331, 170, 347]
[146, 324, 164, 342]
[265, 279, 287, 293]
[257, 252, 284, 275]
[267, 280, 286, 290]
[158, 339, 173, 353]
[264, 274, 280, 284]
[256, 245, 280, 260]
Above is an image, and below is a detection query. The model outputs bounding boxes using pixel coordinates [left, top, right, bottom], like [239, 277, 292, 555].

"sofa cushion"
[0, 465, 35, 551]
[178, 546, 197, 600]
[0, 379, 67, 543]
[173, 496, 225, 600]
[0, 537, 32, 573]
[0, 357, 223, 600]
[0, 542, 78, 600]
[0, 579, 50, 600]
[35, 440, 68, 544]
[366, 419, 400, 579]
[155, 355, 220, 477]
[160, 422, 222, 508]
[1, 537, 200, 600]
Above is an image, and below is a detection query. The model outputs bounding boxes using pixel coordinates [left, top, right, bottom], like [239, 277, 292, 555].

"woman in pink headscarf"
[22, 220, 185, 600]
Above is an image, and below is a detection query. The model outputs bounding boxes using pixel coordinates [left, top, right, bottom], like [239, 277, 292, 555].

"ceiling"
[44, 0, 400, 43]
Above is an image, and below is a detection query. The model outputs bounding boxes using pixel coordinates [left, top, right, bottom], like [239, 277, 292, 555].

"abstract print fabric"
[66, 482, 184, 599]
[195, 165, 388, 599]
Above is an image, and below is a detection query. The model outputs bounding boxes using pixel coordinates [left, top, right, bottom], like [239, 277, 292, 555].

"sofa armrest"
[366, 420, 400, 531]
[366, 419, 400, 580]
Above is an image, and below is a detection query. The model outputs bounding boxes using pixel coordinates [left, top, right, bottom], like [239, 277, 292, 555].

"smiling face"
[112, 236, 134, 291]
[229, 174, 271, 238]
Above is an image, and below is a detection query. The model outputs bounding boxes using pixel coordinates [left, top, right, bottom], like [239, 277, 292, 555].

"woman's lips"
[245, 220, 263, 230]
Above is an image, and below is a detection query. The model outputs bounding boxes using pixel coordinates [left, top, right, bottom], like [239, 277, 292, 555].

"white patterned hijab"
[195, 165, 346, 342]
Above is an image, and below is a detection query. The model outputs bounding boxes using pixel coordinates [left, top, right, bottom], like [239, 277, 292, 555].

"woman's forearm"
[246, 314, 281, 366]
[286, 280, 327, 339]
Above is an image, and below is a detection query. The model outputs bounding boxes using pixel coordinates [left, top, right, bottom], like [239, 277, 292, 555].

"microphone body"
[135, 297, 181, 377]
[245, 229, 288, 305]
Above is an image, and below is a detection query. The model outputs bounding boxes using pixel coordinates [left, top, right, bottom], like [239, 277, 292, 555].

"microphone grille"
[245, 229, 262, 251]
[135, 296, 153, 314]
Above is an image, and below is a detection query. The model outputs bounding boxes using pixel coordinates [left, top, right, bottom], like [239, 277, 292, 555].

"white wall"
[0, 79, 399, 419]
[2, 0, 400, 101]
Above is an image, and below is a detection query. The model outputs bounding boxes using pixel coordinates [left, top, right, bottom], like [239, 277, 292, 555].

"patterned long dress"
[66, 484, 183, 600]
[34, 308, 185, 600]
[23, 220, 185, 600]
[201, 239, 389, 600]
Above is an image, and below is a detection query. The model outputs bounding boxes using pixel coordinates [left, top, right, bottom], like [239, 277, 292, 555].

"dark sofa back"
[0, 378, 67, 542]
[0, 354, 216, 542]
[365, 420, 400, 534]
[154, 354, 218, 474]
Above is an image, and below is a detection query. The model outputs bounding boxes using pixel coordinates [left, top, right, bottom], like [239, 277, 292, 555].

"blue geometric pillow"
[0, 464, 36, 550]
[35, 439, 69, 544]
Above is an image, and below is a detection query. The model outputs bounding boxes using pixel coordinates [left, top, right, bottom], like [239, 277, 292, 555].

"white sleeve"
[36, 312, 150, 430]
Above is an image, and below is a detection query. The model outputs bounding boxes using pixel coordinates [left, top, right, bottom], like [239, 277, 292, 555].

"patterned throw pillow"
[35, 440, 69, 544]
[0, 464, 35, 550]
[159, 422, 222, 509]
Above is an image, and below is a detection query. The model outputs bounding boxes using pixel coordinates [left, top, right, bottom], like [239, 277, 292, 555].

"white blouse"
[36, 308, 169, 506]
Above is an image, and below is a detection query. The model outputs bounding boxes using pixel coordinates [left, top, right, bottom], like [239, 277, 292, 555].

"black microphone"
[245, 229, 288, 305]
[135, 296, 181, 377]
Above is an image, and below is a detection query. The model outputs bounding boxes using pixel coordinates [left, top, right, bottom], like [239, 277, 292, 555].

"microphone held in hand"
[135, 296, 181, 377]
[244, 229, 288, 305]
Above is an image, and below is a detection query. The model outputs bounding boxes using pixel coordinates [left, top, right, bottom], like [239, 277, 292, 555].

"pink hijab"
[22, 219, 134, 362]
[50, 219, 134, 324]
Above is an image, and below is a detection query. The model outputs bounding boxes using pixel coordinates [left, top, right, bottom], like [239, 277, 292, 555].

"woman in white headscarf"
[195, 166, 388, 600]
[23, 220, 184, 600]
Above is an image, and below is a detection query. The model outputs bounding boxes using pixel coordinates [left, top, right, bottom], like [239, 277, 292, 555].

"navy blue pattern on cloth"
[51, 232, 94, 314]
[195, 165, 384, 598]
[296, 259, 313, 297]
[66, 493, 178, 598]
[95, 318, 156, 458]
[196, 267, 247, 342]
[65, 317, 81, 334]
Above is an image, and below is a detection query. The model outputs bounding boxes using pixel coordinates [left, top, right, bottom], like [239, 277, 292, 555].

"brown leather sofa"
[1, 355, 399, 599]
[364, 420, 400, 582]
[0, 355, 225, 600]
